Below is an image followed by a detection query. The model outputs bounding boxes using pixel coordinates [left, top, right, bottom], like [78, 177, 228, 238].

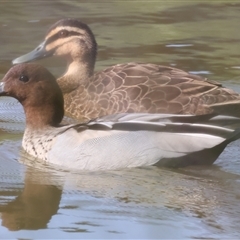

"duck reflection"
[0, 150, 240, 234]
[0, 166, 62, 231]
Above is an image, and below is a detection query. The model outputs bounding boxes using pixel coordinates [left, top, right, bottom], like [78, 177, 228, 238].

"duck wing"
[43, 113, 240, 169]
[88, 63, 240, 118]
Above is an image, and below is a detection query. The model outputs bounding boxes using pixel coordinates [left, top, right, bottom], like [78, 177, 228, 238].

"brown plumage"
[12, 19, 240, 122]
[0, 63, 64, 128]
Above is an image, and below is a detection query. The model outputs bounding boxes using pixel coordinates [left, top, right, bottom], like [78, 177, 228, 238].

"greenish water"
[1, 1, 240, 239]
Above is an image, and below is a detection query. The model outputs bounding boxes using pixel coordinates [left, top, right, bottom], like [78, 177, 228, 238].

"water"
[0, 1, 240, 238]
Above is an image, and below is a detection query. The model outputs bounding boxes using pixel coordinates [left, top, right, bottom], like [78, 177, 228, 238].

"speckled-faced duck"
[1, 63, 240, 171]
[12, 19, 240, 122]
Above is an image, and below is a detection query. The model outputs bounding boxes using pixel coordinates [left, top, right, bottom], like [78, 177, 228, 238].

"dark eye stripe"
[45, 31, 83, 46]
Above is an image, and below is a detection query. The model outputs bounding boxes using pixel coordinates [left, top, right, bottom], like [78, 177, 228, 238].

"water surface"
[0, 1, 240, 239]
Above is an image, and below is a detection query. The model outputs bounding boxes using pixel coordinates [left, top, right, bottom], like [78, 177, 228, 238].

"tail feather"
[156, 128, 240, 168]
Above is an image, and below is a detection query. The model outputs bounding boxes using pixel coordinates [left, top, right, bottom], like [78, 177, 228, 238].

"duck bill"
[0, 82, 6, 96]
[12, 40, 53, 64]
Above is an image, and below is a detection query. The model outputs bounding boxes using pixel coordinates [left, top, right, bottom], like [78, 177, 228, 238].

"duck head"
[12, 19, 97, 74]
[0, 63, 64, 128]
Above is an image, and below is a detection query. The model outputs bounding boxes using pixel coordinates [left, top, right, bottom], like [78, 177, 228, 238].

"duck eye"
[19, 75, 29, 83]
[58, 30, 68, 38]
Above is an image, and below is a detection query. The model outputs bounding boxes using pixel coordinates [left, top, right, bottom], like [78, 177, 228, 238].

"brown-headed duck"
[1, 63, 240, 171]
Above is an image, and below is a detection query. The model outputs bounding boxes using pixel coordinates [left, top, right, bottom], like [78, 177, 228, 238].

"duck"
[12, 18, 240, 122]
[1, 63, 240, 171]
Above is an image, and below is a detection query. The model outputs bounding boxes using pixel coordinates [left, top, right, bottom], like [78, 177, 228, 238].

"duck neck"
[23, 101, 64, 130]
[57, 58, 95, 94]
